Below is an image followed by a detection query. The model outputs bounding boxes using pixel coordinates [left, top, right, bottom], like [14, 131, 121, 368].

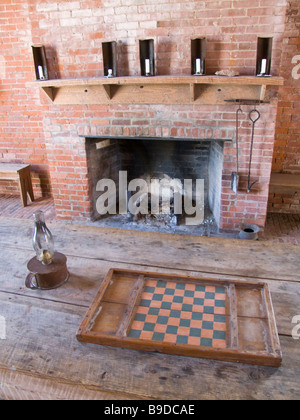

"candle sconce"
[256, 37, 273, 77]
[139, 39, 155, 77]
[32, 45, 49, 81]
[102, 41, 117, 78]
[191, 38, 206, 76]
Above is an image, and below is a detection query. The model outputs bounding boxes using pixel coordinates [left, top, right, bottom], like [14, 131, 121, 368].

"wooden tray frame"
[76, 269, 282, 367]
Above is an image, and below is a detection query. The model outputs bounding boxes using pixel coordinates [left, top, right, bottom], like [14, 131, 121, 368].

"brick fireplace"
[44, 98, 280, 231]
[1, 0, 295, 232]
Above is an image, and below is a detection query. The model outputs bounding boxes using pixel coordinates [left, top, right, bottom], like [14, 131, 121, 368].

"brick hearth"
[1, 195, 300, 246]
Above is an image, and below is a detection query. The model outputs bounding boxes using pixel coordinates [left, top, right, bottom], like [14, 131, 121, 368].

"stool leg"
[18, 174, 28, 207]
[17, 167, 34, 207]
[26, 172, 34, 203]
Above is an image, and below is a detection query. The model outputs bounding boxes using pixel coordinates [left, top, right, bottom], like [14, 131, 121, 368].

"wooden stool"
[269, 173, 300, 195]
[0, 163, 34, 207]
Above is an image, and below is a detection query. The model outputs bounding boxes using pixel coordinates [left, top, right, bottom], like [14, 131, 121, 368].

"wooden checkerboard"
[77, 268, 282, 367]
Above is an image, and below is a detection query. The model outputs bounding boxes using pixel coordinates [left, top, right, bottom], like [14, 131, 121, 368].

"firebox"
[85, 136, 226, 234]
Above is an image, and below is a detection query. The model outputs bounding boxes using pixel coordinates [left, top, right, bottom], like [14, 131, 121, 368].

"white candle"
[261, 58, 267, 75]
[38, 65, 44, 80]
[145, 59, 150, 75]
[196, 58, 201, 74]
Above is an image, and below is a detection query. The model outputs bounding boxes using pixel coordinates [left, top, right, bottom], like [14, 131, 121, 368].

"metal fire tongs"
[247, 107, 261, 193]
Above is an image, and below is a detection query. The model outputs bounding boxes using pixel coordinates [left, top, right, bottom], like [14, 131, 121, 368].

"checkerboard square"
[204, 306, 214, 314]
[190, 328, 201, 337]
[157, 280, 167, 288]
[179, 318, 190, 327]
[214, 314, 226, 322]
[144, 322, 155, 332]
[157, 316, 169, 325]
[215, 299, 226, 308]
[177, 326, 190, 336]
[176, 335, 189, 344]
[201, 337, 212, 347]
[202, 321, 214, 330]
[203, 313, 214, 321]
[182, 303, 193, 312]
[153, 293, 163, 301]
[171, 302, 183, 311]
[164, 333, 177, 343]
[135, 313, 146, 322]
[140, 299, 151, 307]
[161, 301, 172, 310]
[190, 319, 202, 329]
[150, 300, 162, 308]
[165, 288, 175, 295]
[191, 311, 202, 320]
[173, 295, 183, 303]
[188, 336, 201, 346]
[213, 330, 226, 340]
[148, 307, 160, 315]
[166, 281, 177, 289]
[159, 309, 171, 317]
[166, 325, 178, 335]
[152, 332, 165, 341]
[140, 330, 154, 340]
[184, 290, 194, 298]
[154, 324, 168, 333]
[128, 329, 141, 338]
[170, 309, 181, 318]
[183, 297, 194, 305]
[194, 297, 204, 305]
[205, 292, 215, 299]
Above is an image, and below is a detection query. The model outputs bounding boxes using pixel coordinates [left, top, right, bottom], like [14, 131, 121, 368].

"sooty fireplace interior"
[85, 136, 226, 234]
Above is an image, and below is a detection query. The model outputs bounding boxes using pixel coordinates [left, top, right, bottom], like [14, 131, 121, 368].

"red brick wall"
[0, 0, 51, 197]
[0, 0, 290, 228]
[272, 0, 300, 174]
[268, 0, 300, 213]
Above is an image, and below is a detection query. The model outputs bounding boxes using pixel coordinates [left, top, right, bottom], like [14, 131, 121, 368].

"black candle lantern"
[32, 45, 49, 81]
[25, 210, 69, 290]
[102, 41, 117, 78]
[191, 38, 206, 76]
[139, 39, 155, 77]
[256, 37, 273, 77]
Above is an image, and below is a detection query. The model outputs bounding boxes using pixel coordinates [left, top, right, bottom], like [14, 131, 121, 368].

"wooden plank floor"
[0, 217, 299, 400]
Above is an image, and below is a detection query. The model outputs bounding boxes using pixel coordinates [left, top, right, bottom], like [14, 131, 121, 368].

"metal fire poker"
[231, 104, 243, 194]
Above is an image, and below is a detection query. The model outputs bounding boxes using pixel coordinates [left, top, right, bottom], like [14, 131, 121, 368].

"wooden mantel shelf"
[28, 75, 284, 105]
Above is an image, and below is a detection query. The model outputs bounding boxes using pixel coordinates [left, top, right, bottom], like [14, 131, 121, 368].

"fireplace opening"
[85, 136, 225, 235]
